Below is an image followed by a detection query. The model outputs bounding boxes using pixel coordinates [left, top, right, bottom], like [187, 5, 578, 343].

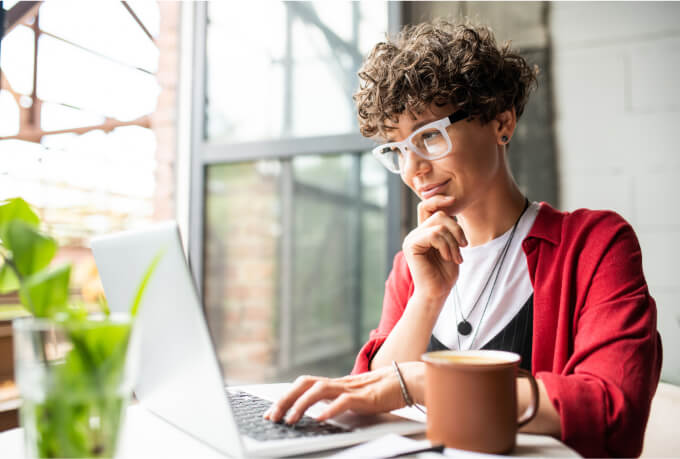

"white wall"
[550, 2, 680, 384]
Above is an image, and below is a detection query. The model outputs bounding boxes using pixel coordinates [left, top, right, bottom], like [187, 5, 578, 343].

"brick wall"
[203, 164, 280, 383]
[550, 2, 680, 384]
[152, 2, 180, 221]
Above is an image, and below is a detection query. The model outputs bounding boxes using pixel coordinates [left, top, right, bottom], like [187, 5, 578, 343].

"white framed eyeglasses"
[372, 110, 469, 173]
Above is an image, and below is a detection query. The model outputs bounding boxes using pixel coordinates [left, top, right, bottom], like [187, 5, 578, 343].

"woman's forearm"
[370, 293, 446, 370]
[518, 377, 562, 437]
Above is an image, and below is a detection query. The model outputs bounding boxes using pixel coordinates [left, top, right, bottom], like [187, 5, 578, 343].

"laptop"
[90, 221, 425, 458]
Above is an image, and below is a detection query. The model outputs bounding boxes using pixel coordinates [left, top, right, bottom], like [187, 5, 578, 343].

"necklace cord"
[454, 198, 530, 350]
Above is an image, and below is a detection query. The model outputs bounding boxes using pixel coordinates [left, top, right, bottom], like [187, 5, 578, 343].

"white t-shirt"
[432, 201, 540, 350]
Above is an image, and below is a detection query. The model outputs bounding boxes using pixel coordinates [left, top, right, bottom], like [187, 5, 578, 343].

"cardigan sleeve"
[351, 251, 413, 374]
[537, 213, 662, 457]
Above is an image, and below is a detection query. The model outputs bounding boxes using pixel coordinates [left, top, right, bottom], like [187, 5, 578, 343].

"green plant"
[0, 197, 162, 457]
[0, 198, 69, 317]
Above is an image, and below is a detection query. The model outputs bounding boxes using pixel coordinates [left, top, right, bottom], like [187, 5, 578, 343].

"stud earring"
[501, 135, 509, 143]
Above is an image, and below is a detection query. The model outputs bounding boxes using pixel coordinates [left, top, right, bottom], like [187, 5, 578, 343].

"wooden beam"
[121, 1, 155, 44]
[0, 114, 152, 143]
[2, 1, 41, 37]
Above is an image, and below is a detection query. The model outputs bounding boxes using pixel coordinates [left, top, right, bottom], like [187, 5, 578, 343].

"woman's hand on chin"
[403, 195, 467, 303]
[263, 362, 425, 424]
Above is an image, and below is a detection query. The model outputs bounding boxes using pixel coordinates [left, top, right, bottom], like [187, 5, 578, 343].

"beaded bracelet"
[392, 361, 426, 414]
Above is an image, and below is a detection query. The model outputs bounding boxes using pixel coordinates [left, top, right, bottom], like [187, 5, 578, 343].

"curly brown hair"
[354, 20, 539, 138]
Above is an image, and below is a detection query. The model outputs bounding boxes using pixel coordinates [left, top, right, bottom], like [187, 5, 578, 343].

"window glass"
[203, 152, 387, 383]
[37, 34, 160, 120]
[0, 2, 161, 310]
[361, 209, 388, 340]
[0, 90, 20, 136]
[204, 161, 282, 383]
[291, 171, 357, 368]
[0, 25, 34, 95]
[361, 153, 389, 207]
[205, 1, 388, 143]
[124, 0, 161, 38]
[293, 155, 354, 195]
[39, 0, 158, 73]
[40, 102, 106, 132]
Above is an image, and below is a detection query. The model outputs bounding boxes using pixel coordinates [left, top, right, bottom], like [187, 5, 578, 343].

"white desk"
[0, 404, 578, 458]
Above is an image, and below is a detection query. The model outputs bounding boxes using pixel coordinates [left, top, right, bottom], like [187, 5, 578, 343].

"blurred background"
[1, 0, 678, 425]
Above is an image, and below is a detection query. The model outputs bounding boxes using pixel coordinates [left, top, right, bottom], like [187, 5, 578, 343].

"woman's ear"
[495, 108, 517, 145]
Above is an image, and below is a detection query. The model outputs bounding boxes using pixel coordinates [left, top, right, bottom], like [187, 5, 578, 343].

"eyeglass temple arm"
[448, 110, 469, 123]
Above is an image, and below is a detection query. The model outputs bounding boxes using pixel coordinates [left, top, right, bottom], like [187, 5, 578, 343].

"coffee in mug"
[421, 350, 538, 454]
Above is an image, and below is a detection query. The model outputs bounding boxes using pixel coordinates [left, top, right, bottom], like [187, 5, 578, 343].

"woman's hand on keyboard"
[263, 362, 424, 425]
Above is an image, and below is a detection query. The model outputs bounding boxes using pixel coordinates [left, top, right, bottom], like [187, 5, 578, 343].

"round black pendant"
[457, 320, 472, 336]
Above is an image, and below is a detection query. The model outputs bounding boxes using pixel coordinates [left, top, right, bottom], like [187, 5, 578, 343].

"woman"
[264, 21, 661, 458]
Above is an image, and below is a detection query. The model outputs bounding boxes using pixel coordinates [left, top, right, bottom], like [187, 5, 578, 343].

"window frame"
[185, 2, 403, 371]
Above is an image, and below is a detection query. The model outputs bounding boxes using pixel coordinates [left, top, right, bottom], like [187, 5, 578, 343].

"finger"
[316, 393, 360, 421]
[410, 225, 459, 263]
[438, 226, 463, 263]
[448, 218, 468, 248]
[407, 226, 447, 260]
[417, 195, 456, 224]
[285, 380, 343, 424]
[430, 229, 454, 262]
[264, 375, 321, 421]
[423, 212, 468, 250]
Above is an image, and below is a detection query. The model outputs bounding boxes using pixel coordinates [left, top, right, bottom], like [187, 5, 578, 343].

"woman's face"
[384, 104, 508, 214]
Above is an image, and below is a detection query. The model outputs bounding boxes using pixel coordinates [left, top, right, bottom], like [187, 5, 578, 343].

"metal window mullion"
[279, 159, 294, 372]
[188, 1, 208, 297]
[351, 154, 363, 350]
[200, 134, 374, 164]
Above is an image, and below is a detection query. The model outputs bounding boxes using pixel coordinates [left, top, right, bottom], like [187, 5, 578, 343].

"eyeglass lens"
[374, 126, 449, 172]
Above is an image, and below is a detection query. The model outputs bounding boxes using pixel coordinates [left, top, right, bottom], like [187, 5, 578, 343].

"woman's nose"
[401, 148, 431, 178]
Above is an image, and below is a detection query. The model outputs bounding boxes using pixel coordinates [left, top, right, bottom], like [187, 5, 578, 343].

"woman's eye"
[423, 131, 442, 141]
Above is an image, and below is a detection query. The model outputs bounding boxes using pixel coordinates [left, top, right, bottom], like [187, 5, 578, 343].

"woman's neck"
[456, 173, 527, 247]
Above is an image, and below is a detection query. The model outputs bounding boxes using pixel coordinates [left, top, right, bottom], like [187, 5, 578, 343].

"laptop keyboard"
[229, 390, 352, 441]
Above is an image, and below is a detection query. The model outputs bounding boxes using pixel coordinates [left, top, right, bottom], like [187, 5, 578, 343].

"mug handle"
[517, 368, 539, 428]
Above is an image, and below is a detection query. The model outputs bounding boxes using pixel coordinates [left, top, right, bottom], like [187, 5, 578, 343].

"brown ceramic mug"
[421, 350, 539, 454]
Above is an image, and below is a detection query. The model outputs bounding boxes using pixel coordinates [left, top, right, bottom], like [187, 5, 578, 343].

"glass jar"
[13, 314, 140, 458]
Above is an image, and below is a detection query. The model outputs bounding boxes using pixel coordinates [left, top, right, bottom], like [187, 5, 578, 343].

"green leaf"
[19, 264, 71, 317]
[3, 220, 57, 277]
[130, 248, 165, 317]
[0, 262, 19, 294]
[0, 198, 40, 237]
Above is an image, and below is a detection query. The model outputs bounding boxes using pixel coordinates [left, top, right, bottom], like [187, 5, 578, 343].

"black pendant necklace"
[454, 199, 529, 342]
[457, 320, 473, 336]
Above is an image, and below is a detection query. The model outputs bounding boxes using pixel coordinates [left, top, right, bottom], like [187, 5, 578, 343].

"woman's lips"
[420, 179, 451, 199]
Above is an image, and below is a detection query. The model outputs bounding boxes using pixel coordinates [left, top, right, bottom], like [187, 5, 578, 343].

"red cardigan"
[352, 203, 662, 458]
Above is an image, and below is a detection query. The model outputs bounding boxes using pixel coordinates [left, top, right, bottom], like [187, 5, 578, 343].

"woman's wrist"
[397, 361, 426, 405]
[409, 290, 448, 313]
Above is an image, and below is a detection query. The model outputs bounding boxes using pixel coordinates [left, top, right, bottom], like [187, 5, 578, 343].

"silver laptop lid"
[91, 221, 245, 458]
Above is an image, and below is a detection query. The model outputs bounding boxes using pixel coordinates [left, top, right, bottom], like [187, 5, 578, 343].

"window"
[190, 2, 402, 383]
[0, 1, 162, 308]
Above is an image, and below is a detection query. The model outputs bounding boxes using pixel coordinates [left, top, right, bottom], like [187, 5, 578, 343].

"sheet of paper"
[329, 433, 432, 458]
[391, 404, 427, 423]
